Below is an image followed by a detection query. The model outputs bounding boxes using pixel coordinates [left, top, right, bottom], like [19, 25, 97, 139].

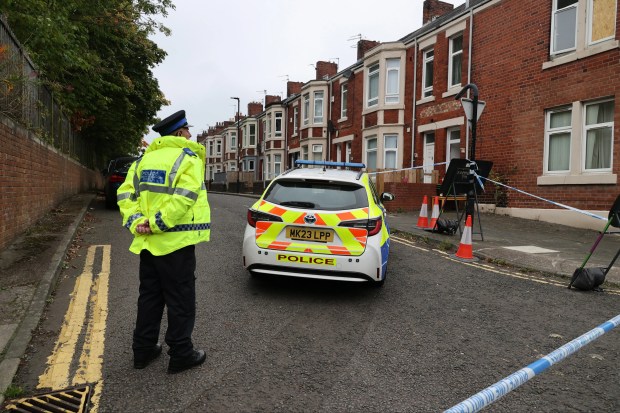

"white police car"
[242, 160, 395, 285]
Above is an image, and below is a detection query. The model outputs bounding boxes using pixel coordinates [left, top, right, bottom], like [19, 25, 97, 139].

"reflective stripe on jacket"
[117, 135, 210, 256]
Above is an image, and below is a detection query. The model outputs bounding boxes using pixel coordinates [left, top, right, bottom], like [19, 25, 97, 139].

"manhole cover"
[5, 385, 92, 412]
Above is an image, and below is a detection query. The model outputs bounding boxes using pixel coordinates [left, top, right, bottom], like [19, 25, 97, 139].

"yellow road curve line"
[38, 247, 96, 389]
[37, 245, 111, 409]
[394, 236, 620, 294]
[391, 236, 429, 251]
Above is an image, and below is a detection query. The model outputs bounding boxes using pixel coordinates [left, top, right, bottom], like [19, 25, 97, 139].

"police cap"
[152, 110, 191, 136]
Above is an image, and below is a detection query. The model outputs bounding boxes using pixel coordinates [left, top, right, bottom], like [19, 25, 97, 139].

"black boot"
[167, 349, 206, 374]
[134, 343, 163, 369]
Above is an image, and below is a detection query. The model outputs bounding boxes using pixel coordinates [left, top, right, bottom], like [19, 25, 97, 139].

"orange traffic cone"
[454, 215, 477, 261]
[427, 196, 440, 230]
[416, 196, 429, 229]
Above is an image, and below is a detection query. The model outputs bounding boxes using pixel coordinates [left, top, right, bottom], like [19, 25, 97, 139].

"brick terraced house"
[198, 0, 619, 229]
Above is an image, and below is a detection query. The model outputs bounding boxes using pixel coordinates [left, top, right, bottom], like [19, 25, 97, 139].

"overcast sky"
[145, 0, 464, 143]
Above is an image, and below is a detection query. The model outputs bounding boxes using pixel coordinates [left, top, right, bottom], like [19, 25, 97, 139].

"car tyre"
[105, 192, 116, 209]
[372, 269, 387, 287]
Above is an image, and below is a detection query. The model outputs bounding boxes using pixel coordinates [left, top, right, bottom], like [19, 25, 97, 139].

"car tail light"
[247, 209, 283, 228]
[339, 218, 382, 236]
[109, 174, 126, 183]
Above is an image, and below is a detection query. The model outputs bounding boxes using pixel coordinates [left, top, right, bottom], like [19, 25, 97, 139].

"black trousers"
[133, 245, 196, 359]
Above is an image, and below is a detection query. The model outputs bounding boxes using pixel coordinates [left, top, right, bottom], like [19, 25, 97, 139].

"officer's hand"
[136, 219, 152, 234]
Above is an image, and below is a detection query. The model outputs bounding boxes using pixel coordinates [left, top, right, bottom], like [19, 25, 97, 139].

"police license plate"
[286, 226, 334, 242]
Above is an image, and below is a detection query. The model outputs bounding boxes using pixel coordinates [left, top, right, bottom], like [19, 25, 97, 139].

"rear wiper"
[279, 201, 316, 208]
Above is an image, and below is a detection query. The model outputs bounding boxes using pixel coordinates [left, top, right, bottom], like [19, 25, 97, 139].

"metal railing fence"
[0, 15, 100, 168]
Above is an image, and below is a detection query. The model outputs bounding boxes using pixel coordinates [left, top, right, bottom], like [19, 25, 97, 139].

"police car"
[242, 160, 395, 285]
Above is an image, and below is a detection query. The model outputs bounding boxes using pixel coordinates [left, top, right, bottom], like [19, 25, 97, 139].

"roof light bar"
[294, 160, 366, 169]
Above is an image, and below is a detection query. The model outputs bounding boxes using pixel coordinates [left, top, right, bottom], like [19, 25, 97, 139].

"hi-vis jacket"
[117, 135, 210, 256]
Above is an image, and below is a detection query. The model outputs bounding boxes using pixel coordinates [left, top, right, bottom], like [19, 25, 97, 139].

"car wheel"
[105, 193, 116, 209]
[372, 269, 387, 288]
[249, 270, 259, 278]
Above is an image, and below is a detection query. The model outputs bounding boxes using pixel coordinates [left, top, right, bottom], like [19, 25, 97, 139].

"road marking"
[37, 245, 110, 411]
[391, 235, 429, 251]
[393, 236, 620, 295]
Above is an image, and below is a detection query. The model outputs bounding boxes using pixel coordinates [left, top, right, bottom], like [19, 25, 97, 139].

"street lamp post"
[455, 83, 480, 225]
[231, 97, 240, 193]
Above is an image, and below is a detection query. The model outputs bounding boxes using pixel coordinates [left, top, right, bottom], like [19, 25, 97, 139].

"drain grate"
[5, 385, 92, 413]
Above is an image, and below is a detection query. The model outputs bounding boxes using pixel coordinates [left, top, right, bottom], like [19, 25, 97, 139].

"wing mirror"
[381, 192, 395, 202]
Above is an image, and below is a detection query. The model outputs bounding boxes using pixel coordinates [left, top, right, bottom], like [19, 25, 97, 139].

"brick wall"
[0, 115, 102, 251]
[382, 182, 438, 212]
[472, 0, 620, 210]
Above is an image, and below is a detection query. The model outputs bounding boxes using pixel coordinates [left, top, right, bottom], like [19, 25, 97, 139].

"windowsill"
[338, 117, 348, 123]
[416, 96, 436, 105]
[542, 40, 619, 70]
[442, 87, 461, 98]
[537, 173, 617, 185]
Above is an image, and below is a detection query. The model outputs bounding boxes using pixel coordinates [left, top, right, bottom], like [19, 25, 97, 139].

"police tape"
[444, 313, 620, 412]
[367, 160, 606, 221]
[477, 173, 607, 221]
[367, 161, 447, 175]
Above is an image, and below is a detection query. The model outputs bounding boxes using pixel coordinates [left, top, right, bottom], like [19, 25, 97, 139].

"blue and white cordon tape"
[475, 170, 606, 222]
[444, 313, 620, 412]
[369, 160, 606, 221]
[367, 161, 447, 175]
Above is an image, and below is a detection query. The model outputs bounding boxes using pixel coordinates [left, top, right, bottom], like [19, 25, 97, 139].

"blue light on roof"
[294, 160, 366, 169]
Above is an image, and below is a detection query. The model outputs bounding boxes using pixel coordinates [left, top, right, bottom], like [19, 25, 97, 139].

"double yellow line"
[37, 245, 111, 412]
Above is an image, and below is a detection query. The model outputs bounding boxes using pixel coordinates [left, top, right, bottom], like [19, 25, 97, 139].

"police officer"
[117, 110, 210, 374]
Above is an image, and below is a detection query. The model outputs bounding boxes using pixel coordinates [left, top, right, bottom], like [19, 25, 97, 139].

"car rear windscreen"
[264, 179, 368, 210]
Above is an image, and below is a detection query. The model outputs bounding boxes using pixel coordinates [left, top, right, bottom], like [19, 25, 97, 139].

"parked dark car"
[103, 156, 139, 209]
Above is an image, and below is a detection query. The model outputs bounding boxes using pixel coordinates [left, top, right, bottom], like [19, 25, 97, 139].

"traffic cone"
[454, 215, 477, 261]
[427, 196, 440, 230]
[416, 196, 429, 229]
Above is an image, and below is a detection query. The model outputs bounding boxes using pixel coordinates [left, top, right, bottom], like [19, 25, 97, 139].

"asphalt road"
[11, 193, 620, 412]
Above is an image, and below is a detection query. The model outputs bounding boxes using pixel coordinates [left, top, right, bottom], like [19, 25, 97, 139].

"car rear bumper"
[246, 263, 375, 282]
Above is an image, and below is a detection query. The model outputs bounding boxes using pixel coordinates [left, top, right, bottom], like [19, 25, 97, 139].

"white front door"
[423, 132, 435, 183]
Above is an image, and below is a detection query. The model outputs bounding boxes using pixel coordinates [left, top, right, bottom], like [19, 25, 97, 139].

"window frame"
[422, 48, 434, 98]
[274, 154, 282, 177]
[551, 0, 578, 55]
[544, 106, 573, 174]
[447, 127, 461, 162]
[303, 94, 310, 126]
[313, 91, 324, 124]
[275, 111, 283, 137]
[448, 33, 463, 89]
[583, 98, 614, 172]
[340, 83, 348, 119]
[249, 123, 256, 146]
[587, 0, 617, 45]
[384, 134, 398, 169]
[365, 136, 378, 170]
[385, 58, 400, 104]
[367, 63, 380, 107]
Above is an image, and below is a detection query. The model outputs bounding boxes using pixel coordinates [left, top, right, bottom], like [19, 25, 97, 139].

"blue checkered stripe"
[166, 223, 211, 232]
[154, 211, 169, 231]
[125, 213, 144, 229]
[154, 212, 210, 232]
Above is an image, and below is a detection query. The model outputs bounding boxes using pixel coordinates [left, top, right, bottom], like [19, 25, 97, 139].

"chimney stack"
[423, 0, 454, 24]
[265, 95, 281, 106]
[315, 61, 338, 80]
[247, 102, 263, 116]
[286, 81, 304, 97]
[357, 40, 381, 60]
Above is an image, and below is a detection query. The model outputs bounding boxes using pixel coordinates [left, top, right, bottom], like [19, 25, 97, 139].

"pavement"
[1, 191, 619, 405]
